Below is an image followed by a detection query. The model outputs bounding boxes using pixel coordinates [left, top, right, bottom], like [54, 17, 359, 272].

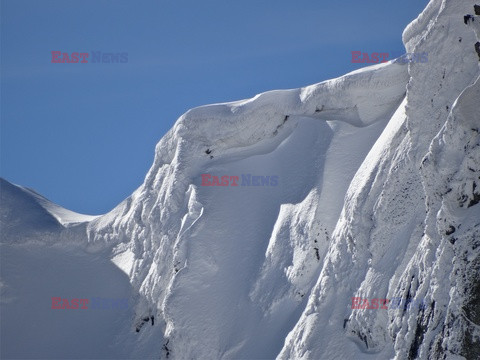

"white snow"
[1, 0, 480, 359]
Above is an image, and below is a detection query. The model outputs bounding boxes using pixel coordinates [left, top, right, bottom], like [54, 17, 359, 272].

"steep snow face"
[280, 1, 480, 359]
[1, 1, 479, 359]
[84, 59, 408, 358]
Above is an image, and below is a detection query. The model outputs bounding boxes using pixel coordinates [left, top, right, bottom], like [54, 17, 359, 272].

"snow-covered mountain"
[1, 0, 479, 359]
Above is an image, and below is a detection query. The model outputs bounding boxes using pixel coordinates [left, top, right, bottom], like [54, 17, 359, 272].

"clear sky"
[1, 0, 428, 215]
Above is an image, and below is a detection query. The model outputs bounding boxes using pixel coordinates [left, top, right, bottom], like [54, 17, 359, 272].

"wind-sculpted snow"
[280, 1, 480, 359]
[82, 58, 407, 359]
[1, 0, 479, 359]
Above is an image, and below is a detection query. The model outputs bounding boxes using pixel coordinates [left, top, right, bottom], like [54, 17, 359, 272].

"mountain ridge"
[1, 1, 479, 358]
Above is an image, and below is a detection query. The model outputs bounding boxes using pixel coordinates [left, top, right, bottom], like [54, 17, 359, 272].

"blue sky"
[1, 0, 427, 215]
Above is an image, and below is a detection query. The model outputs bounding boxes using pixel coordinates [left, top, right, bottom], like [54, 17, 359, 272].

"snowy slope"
[0, 179, 138, 359]
[1, 0, 479, 359]
[82, 59, 407, 359]
[0, 178, 97, 244]
[279, 1, 480, 359]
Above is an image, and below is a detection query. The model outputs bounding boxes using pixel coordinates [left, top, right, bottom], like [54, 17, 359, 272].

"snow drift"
[1, 0, 479, 359]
